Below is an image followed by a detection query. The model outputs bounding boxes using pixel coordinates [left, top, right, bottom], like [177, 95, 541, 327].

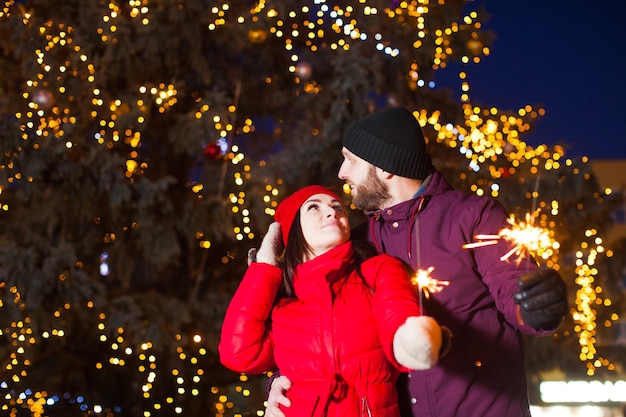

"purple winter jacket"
[352, 170, 553, 417]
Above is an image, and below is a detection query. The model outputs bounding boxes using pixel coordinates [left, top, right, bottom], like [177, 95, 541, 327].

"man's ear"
[376, 166, 394, 179]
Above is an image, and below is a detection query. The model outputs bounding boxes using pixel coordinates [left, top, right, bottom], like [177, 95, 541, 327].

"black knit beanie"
[343, 107, 432, 179]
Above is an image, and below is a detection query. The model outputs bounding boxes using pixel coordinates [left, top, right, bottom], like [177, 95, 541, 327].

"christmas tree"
[0, 0, 624, 415]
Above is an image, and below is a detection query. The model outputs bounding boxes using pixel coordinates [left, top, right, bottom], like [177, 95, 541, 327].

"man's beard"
[351, 166, 391, 212]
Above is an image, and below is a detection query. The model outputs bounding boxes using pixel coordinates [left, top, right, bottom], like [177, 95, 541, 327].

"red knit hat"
[274, 185, 343, 246]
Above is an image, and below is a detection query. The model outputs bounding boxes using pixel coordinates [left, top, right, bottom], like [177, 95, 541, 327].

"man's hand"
[514, 268, 568, 331]
[264, 375, 292, 417]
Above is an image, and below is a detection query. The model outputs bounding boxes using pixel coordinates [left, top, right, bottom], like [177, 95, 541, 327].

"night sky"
[435, 0, 626, 160]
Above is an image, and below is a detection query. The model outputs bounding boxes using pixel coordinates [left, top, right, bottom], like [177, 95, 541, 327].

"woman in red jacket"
[219, 185, 443, 417]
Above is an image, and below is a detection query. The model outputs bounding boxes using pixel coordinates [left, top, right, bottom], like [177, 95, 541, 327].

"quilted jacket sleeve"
[219, 262, 283, 374]
[363, 254, 422, 370]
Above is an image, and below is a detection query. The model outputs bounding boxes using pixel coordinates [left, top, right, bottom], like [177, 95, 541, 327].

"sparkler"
[410, 266, 450, 315]
[462, 209, 557, 264]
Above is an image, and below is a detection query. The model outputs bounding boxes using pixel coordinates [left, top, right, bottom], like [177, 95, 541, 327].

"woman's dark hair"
[281, 211, 311, 299]
[277, 211, 378, 301]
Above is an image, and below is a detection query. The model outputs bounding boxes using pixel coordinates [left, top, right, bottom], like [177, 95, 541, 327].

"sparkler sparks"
[462, 209, 558, 264]
[410, 267, 450, 299]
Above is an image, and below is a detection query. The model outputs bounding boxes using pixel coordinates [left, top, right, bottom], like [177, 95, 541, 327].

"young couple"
[220, 107, 568, 417]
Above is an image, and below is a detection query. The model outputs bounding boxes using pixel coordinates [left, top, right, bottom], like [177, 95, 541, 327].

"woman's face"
[299, 193, 350, 258]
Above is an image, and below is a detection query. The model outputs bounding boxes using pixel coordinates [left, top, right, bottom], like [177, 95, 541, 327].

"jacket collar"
[293, 241, 354, 296]
[365, 170, 451, 222]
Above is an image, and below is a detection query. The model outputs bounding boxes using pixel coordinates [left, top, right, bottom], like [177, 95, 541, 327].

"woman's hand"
[254, 222, 284, 266]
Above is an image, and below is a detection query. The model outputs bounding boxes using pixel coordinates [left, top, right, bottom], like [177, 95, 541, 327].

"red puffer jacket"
[219, 241, 422, 417]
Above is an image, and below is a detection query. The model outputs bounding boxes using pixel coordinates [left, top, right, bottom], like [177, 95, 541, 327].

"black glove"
[514, 268, 568, 331]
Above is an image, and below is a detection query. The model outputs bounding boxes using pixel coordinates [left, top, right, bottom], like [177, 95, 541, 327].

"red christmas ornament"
[204, 142, 222, 159]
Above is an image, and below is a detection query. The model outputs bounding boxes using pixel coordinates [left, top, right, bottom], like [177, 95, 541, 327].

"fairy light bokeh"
[0, 0, 621, 415]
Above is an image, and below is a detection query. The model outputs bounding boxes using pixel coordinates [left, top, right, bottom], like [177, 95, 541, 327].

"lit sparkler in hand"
[411, 267, 450, 298]
[462, 209, 558, 264]
[411, 267, 450, 315]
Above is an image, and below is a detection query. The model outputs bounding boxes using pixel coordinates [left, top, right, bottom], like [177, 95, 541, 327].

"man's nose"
[337, 162, 347, 179]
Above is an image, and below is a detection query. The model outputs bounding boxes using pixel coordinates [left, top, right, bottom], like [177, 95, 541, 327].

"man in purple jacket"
[265, 106, 568, 417]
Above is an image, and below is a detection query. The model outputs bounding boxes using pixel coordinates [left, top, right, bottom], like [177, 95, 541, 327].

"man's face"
[338, 147, 390, 211]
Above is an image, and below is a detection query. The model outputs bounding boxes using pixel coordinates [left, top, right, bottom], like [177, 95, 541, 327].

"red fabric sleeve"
[364, 254, 422, 370]
[218, 262, 283, 374]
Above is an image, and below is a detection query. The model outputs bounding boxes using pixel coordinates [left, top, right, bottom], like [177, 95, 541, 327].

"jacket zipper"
[361, 396, 373, 417]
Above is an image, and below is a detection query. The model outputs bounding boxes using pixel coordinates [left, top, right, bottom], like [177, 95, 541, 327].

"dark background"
[437, 0, 626, 160]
